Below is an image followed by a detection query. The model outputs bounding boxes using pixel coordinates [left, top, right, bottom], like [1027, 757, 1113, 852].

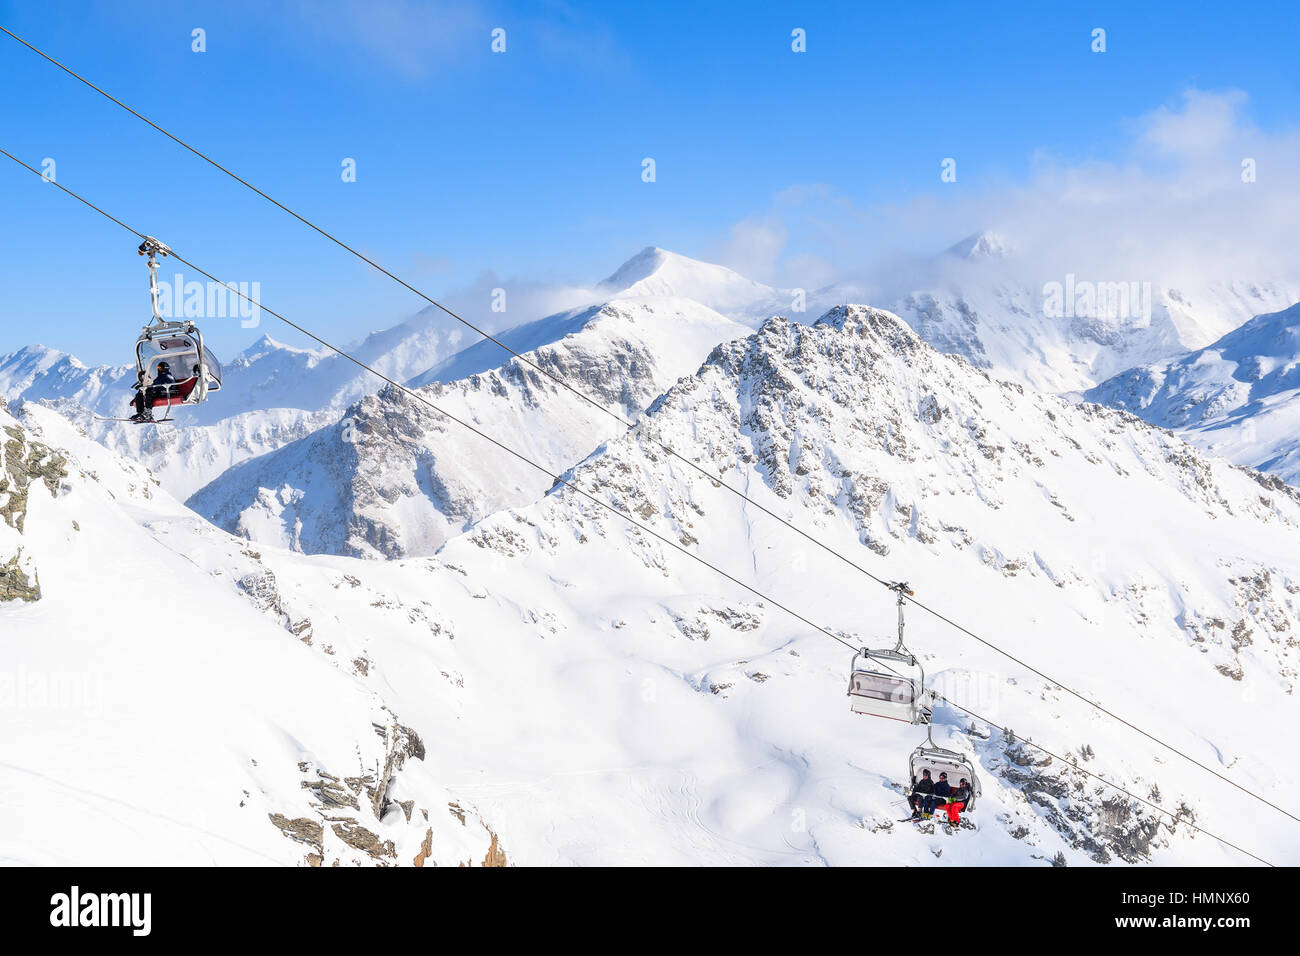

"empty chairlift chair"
[846, 581, 933, 725]
[847, 647, 933, 724]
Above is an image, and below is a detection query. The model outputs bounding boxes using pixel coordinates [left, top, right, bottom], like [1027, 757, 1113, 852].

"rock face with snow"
[431, 305, 1300, 863]
[187, 297, 748, 557]
[518, 304, 1300, 694]
[0, 401, 67, 602]
[1088, 302, 1300, 485]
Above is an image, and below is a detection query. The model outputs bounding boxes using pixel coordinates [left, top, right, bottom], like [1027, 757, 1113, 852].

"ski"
[899, 815, 970, 829]
[92, 416, 173, 425]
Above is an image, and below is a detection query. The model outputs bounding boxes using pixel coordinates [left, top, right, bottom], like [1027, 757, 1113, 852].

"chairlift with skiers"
[909, 737, 982, 812]
[103, 237, 222, 424]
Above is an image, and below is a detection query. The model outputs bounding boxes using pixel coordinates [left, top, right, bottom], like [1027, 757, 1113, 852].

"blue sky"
[2, 0, 1298, 364]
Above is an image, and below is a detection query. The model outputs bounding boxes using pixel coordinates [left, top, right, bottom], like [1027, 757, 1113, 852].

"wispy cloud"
[287, 0, 486, 80]
[280, 0, 627, 82]
[704, 216, 788, 284]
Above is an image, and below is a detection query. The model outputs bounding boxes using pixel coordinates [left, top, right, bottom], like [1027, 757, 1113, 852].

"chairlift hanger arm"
[887, 581, 912, 650]
[138, 236, 172, 327]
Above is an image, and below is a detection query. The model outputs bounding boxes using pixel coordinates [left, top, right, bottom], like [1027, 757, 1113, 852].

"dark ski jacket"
[911, 777, 934, 796]
[950, 784, 971, 804]
[933, 781, 952, 799]
[152, 368, 177, 388]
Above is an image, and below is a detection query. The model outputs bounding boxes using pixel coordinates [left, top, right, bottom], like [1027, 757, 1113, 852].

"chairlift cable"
[932, 694, 1274, 867]
[0, 149, 1280, 867]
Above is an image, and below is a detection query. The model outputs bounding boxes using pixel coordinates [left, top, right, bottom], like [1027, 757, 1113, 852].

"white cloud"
[708, 89, 1300, 300]
[434, 270, 601, 334]
[1137, 88, 1250, 159]
[409, 89, 1300, 338]
[704, 217, 788, 284]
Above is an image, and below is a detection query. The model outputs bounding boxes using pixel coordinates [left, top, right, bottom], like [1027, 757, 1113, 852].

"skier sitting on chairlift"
[925, 771, 952, 817]
[943, 778, 972, 825]
[907, 768, 934, 819]
[129, 360, 177, 423]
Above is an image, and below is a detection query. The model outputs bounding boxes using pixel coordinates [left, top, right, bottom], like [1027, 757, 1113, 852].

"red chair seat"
[148, 377, 198, 408]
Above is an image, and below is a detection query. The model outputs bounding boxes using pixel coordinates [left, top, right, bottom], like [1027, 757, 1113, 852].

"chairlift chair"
[847, 647, 933, 724]
[909, 738, 982, 811]
[846, 581, 933, 725]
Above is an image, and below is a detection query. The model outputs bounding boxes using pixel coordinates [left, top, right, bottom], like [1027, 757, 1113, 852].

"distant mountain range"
[1088, 302, 1300, 484]
[2, 235, 1297, 532]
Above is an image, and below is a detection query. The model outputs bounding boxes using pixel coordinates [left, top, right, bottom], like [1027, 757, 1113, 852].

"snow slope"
[0, 401, 504, 866]
[1088, 302, 1300, 485]
[3, 305, 1298, 866]
[187, 297, 748, 557]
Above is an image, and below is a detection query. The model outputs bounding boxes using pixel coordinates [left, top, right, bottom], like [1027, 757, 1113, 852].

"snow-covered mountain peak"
[409, 295, 742, 388]
[2, 342, 68, 367]
[813, 303, 921, 341]
[233, 333, 324, 362]
[600, 245, 672, 285]
[1215, 301, 1300, 360]
[944, 231, 1013, 261]
[0, 343, 100, 390]
[599, 246, 781, 315]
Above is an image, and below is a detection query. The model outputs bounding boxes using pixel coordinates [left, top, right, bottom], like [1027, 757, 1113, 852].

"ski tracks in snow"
[0, 760, 282, 865]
